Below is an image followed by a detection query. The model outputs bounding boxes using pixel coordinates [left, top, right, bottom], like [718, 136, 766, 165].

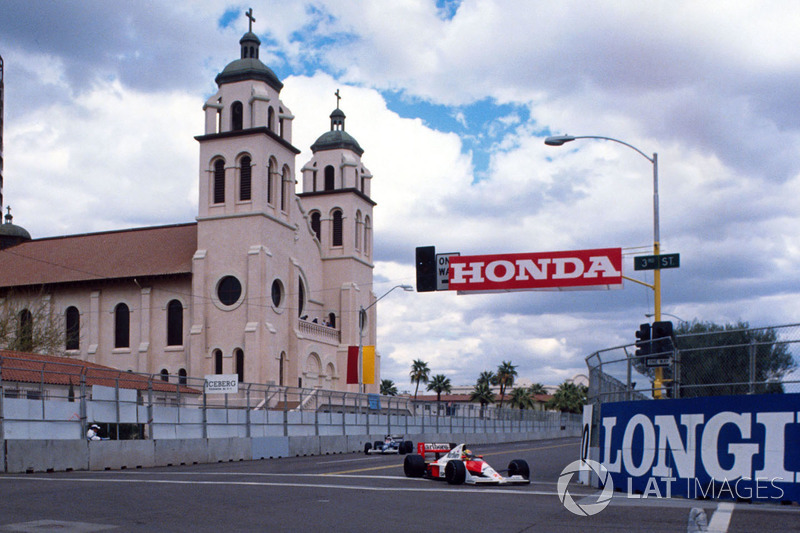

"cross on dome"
[246, 8, 255, 32]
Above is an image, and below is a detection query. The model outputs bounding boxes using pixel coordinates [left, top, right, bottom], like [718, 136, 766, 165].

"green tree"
[409, 359, 431, 401]
[508, 387, 533, 410]
[469, 381, 495, 418]
[666, 320, 797, 397]
[495, 360, 518, 408]
[477, 370, 496, 387]
[380, 379, 398, 396]
[426, 374, 452, 402]
[546, 381, 587, 413]
[527, 382, 547, 396]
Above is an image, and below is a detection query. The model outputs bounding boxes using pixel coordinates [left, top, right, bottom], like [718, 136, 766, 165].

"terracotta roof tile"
[0, 350, 200, 394]
[0, 223, 197, 288]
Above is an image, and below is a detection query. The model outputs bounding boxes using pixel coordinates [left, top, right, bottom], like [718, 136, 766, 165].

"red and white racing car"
[403, 442, 530, 485]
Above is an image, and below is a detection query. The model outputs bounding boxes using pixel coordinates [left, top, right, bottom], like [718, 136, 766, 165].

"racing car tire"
[403, 454, 426, 478]
[364, 442, 372, 454]
[374, 441, 383, 450]
[445, 459, 467, 485]
[403, 441, 414, 454]
[508, 459, 530, 480]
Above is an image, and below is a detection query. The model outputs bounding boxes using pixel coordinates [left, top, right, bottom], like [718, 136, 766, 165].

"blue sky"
[2, 0, 800, 391]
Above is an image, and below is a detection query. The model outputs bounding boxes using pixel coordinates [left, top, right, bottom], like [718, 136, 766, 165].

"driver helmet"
[91, 424, 100, 429]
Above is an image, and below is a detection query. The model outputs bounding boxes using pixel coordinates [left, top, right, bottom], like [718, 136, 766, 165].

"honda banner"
[448, 248, 623, 293]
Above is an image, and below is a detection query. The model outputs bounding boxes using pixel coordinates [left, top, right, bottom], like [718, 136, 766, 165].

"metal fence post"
[246, 384, 251, 438]
[115, 377, 121, 440]
[147, 380, 153, 440]
[79, 374, 87, 439]
[0, 359, 5, 442]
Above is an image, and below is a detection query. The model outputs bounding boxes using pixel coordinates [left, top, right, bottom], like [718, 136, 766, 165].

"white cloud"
[3, 0, 800, 390]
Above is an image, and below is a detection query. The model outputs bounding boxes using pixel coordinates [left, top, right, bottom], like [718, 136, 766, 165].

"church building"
[0, 16, 379, 393]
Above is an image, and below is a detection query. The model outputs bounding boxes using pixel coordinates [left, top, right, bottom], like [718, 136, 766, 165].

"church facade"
[0, 24, 378, 393]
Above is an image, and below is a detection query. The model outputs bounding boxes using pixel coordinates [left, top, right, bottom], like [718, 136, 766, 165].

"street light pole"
[545, 135, 665, 396]
[358, 284, 413, 393]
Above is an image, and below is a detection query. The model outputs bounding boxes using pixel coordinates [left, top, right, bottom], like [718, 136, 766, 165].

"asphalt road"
[0, 437, 797, 532]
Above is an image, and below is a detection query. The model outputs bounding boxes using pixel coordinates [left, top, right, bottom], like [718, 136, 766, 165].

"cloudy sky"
[2, 1, 799, 393]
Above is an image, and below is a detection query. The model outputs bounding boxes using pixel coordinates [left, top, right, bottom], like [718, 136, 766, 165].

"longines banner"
[599, 393, 800, 504]
[448, 247, 623, 293]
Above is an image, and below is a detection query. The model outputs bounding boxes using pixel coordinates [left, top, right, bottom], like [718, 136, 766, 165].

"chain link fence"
[586, 322, 800, 405]
[0, 353, 578, 440]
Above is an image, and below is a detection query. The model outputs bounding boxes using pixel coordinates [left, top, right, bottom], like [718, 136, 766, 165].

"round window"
[218, 276, 242, 306]
[271, 279, 283, 307]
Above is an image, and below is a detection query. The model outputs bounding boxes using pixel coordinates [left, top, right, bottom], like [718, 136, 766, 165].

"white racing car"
[403, 442, 530, 485]
[364, 435, 414, 455]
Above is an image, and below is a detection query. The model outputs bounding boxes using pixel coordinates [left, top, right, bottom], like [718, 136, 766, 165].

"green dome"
[215, 31, 283, 92]
[311, 130, 363, 155]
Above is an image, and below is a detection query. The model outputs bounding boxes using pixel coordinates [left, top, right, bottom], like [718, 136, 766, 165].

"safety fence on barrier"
[0, 353, 579, 440]
[585, 322, 800, 405]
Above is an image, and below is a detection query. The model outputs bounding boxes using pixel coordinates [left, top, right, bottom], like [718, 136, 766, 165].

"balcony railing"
[297, 319, 341, 344]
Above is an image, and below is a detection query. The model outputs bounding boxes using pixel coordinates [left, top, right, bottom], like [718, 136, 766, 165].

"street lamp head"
[544, 135, 576, 146]
[399, 284, 413, 291]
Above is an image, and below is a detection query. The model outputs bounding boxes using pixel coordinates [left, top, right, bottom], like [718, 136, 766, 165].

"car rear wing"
[416, 442, 453, 458]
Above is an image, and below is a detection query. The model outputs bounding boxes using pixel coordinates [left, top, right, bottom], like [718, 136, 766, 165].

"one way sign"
[436, 252, 459, 291]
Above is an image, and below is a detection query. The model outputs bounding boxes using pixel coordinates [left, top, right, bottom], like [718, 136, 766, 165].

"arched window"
[65, 306, 80, 351]
[166, 300, 183, 346]
[160, 369, 169, 382]
[235, 348, 244, 382]
[364, 215, 371, 256]
[268, 107, 275, 131]
[214, 349, 223, 374]
[114, 303, 130, 348]
[267, 159, 274, 204]
[239, 156, 252, 201]
[279, 352, 286, 386]
[324, 166, 335, 191]
[178, 368, 187, 385]
[231, 101, 243, 131]
[17, 309, 33, 352]
[355, 211, 362, 250]
[328, 312, 336, 329]
[280, 166, 289, 211]
[298, 277, 307, 318]
[213, 159, 225, 204]
[332, 210, 343, 246]
[310, 211, 321, 241]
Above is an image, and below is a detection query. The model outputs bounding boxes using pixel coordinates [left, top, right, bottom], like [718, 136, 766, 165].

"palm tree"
[508, 387, 533, 410]
[469, 381, 495, 418]
[528, 382, 547, 396]
[409, 359, 431, 401]
[380, 379, 398, 396]
[546, 381, 588, 413]
[495, 360, 518, 408]
[426, 374, 452, 402]
[477, 370, 496, 387]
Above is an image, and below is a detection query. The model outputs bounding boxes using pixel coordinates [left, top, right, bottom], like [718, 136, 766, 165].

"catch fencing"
[585, 322, 800, 404]
[0, 354, 578, 441]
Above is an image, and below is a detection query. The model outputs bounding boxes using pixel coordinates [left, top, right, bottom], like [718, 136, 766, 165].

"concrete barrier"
[5, 440, 89, 473]
[1, 424, 580, 473]
[251, 437, 289, 459]
[89, 440, 155, 470]
[154, 438, 209, 466]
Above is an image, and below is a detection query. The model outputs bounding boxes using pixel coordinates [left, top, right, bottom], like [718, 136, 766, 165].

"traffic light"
[635, 323, 651, 357]
[415, 246, 437, 292]
[651, 321, 674, 355]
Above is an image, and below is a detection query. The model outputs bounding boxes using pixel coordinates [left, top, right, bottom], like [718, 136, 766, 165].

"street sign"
[634, 253, 680, 271]
[645, 356, 672, 368]
[436, 252, 459, 291]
